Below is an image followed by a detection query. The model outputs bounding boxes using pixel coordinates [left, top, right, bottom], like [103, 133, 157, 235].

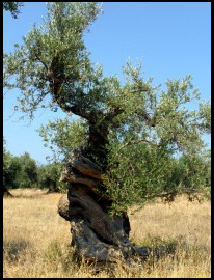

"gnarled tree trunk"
[58, 149, 150, 265]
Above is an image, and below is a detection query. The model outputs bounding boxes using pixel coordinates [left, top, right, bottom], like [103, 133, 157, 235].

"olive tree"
[3, 2, 210, 263]
[3, 138, 12, 196]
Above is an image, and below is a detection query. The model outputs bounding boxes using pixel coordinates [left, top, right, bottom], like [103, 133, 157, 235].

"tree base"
[57, 150, 172, 266]
[3, 189, 12, 197]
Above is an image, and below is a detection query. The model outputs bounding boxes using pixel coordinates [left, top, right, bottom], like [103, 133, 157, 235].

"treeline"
[3, 139, 62, 194]
[3, 139, 210, 200]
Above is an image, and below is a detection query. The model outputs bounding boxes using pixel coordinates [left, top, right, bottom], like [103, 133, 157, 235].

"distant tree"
[3, 138, 12, 196]
[36, 165, 47, 189]
[37, 163, 62, 192]
[3, 146, 38, 191]
[7, 156, 23, 189]
[19, 152, 38, 188]
[3, 2, 24, 19]
[177, 152, 211, 199]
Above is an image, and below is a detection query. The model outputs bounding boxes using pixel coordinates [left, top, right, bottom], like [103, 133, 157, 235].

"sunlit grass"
[3, 189, 211, 278]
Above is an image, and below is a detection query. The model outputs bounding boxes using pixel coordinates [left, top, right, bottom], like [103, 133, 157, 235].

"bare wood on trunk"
[58, 149, 151, 264]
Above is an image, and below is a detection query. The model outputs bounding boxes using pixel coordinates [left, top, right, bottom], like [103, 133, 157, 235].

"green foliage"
[198, 102, 211, 134]
[3, 138, 12, 192]
[19, 152, 38, 188]
[104, 141, 211, 214]
[177, 152, 211, 199]
[3, 2, 24, 19]
[3, 2, 103, 118]
[38, 117, 87, 161]
[3, 139, 63, 191]
[3, 151, 38, 189]
[3, 3, 211, 211]
[6, 156, 23, 189]
[37, 162, 63, 191]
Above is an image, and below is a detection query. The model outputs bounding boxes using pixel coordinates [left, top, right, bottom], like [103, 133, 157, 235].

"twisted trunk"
[58, 149, 150, 264]
[55, 101, 151, 264]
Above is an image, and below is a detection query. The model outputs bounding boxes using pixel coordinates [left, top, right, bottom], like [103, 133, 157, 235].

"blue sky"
[3, 2, 211, 164]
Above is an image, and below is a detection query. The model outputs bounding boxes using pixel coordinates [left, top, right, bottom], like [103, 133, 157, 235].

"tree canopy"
[3, 2, 211, 211]
[3, 2, 24, 18]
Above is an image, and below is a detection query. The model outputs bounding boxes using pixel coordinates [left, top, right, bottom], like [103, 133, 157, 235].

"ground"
[3, 189, 211, 278]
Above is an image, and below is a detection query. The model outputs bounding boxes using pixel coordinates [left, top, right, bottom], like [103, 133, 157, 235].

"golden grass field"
[3, 189, 211, 278]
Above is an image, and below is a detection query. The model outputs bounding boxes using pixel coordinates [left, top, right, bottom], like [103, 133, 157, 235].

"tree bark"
[55, 101, 151, 264]
[58, 149, 150, 265]
[3, 188, 12, 197]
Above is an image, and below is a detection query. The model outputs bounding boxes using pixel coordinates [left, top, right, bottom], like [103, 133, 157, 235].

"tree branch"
[105, 107, 124, 122]
[35, 54, 48, 70]
[144, 189, 203, 201]
[135, 109, 156, 127]
[118, 138, 159, 151]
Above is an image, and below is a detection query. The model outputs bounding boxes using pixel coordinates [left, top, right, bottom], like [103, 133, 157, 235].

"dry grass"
[3, 189, 211, 278]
